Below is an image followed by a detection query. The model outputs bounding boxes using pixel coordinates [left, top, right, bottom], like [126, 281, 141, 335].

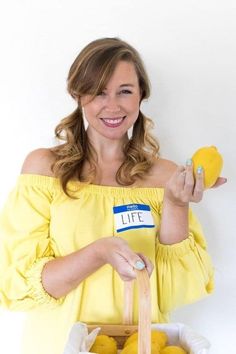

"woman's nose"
[104, 95, 121, 112]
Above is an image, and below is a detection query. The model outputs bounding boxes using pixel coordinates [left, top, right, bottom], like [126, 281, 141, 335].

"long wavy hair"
[51, 37, 160, 196]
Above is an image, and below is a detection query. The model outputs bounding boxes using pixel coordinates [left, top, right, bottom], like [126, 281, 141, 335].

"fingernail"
[197, 165, 203, 174]
[134, 260, 145, 270]
[186, 158, 192, 166]
[221, 177, 227, 184]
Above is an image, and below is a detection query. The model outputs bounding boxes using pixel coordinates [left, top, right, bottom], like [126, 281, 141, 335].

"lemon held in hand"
[160, 345, 187, 354]
[90, 334, 117, 354]
[191, 146, 223, 188]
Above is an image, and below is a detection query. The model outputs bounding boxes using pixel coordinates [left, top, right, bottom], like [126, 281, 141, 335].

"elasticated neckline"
[18, 173, 164, 197]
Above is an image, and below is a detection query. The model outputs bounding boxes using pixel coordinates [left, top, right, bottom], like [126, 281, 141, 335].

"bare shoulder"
[21, 148, 57, 176]
[144, 157, 178, 188]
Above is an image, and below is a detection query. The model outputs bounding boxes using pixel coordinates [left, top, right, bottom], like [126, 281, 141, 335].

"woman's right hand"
[95, 236, 154, 281]
[42, 236, 153, 299]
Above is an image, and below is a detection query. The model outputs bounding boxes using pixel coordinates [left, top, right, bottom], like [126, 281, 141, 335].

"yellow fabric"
[0, 174, 214, 354]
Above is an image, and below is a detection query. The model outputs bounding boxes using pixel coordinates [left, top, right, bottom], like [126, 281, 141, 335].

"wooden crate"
[87, 324, 139, 350]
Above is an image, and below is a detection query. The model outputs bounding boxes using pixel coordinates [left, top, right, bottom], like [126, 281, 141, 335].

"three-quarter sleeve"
[156, 208, 214, 314]
[0, 175, 64, 311]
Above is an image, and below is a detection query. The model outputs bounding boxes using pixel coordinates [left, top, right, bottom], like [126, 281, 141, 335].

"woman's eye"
[119, 89, 132, 94]
[96, 90, 132, 96]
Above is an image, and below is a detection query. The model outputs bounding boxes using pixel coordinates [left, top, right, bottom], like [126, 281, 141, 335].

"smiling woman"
[80, 61, 141, 138]
[0, 37, 225, 354]
[52, 37, 159, 192]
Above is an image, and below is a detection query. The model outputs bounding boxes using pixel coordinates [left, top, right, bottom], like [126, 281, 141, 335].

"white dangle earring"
[127, 125, 133, 140]
[81, 106, 89, 130]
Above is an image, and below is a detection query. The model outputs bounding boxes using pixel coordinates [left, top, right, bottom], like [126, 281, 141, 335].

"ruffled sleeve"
[0, 174, 64, 311]
[156, 207, 214, 314]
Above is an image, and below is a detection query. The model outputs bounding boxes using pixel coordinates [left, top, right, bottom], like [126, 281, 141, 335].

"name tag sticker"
[113, 204, 155, 233]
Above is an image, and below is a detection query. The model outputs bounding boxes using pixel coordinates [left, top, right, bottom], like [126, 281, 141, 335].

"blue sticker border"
[117, 224, 155, 233]
[113, 204, 150, 214]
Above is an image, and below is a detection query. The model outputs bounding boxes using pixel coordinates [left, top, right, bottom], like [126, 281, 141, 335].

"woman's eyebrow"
[119, 84, 135, 87]
[102, 84, 135, 90]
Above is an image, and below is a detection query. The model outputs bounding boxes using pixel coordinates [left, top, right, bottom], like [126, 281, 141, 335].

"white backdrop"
[0, 1, 235, 353]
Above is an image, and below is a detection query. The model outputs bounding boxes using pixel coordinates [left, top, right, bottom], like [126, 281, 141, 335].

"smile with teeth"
[101, 116, 126, 127]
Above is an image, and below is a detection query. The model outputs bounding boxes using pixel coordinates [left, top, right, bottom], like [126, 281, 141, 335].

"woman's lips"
[101, 116, 126, 128]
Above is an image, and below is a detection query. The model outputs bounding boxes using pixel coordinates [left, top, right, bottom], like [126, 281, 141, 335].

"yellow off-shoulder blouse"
[0, 174, 214, 354]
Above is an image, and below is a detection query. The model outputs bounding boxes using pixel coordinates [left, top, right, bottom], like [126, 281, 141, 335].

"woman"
[0, 37, 226, 354]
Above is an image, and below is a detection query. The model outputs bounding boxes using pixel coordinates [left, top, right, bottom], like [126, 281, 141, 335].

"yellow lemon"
[124, 330, 167, 349]
[192, 146, 223, 188]
[121, 340, 160, 354]
[160, 345, 187, 354]
[151, 330, 168, 349]
[90, 334, 117, 354]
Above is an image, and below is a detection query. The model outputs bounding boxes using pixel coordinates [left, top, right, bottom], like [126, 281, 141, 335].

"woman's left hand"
[164, 162, 227, 207]
[164, 162, 204, 207]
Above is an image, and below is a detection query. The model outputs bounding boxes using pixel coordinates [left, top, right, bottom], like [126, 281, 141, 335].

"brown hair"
[51, 37, 159, 195]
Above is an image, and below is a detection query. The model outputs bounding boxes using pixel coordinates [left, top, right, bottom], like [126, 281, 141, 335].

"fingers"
[120, 249, 153, 280]
[184, 160, 194, 195]
[193, 166, 204, 201]
[174, 163, 195, 202]
[165, 157, 225, 205]
[165, 159, 206, 205]
[175, 161, 195, 200]
[105, 237, 153, 281]
[119, 253, 153, 281]
[120, 241, 146, 269]
[103, 236, 151, 281]
[211, 176, 227, 188]
[136, 253, 154, 277]
[117, 256, 147, 281]
[176, 165, 187, 191]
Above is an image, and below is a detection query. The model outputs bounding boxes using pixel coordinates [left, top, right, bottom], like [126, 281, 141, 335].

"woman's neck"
[86, 130, 128, 163]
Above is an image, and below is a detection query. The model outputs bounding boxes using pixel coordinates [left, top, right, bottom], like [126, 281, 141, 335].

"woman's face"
[80, 60, 141, 141]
